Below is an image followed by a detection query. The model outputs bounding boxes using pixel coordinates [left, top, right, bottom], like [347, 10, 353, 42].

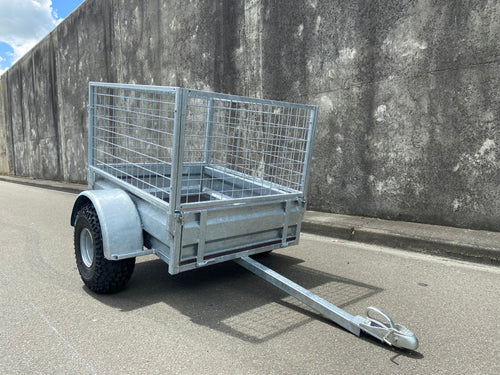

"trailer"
[71, 82, 418, 350]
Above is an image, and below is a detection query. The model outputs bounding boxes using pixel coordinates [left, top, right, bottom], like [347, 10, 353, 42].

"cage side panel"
[180, 91, 317, 205]
[90, 84, 318, 209]
[91, 84, 177, 201]
[301, 108, 319, 198]
[178, 199, 303, 263]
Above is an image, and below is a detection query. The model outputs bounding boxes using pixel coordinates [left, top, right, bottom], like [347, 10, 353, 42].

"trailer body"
[71, 82, 417, 351]
[74, 82, 317, 274]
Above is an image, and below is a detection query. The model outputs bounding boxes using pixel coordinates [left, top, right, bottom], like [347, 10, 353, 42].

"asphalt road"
[1, 181, 499, 374]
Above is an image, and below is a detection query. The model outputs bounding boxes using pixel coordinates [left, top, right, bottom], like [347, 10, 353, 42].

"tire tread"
[74, 204, 135, 294]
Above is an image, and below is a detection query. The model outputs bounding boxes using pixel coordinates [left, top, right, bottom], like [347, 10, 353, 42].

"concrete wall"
[0, 0, 498, 231]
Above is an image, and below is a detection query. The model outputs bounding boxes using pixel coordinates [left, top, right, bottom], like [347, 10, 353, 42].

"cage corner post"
[168, 87, 188, 274]
[87, 83, 97, 189]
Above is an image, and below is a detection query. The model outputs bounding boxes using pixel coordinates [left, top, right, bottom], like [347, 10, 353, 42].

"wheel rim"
[80, 228, 94, 268]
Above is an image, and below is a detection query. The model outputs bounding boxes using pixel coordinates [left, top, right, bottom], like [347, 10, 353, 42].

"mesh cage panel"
[93, 85, 176, 200]
[181, 92, 313, 204]
[90, 84, 316, 207]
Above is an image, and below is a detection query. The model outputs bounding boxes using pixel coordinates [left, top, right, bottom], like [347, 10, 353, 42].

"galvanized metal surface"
[79, 83, 419, 351]
[354, 306, 419, 350]
[71, 189, 147, 260]
[235, 256, 361, 336]
[236, 256, 419, 350]
[86, 82, 318, 273]
[89, 83, 317, 208]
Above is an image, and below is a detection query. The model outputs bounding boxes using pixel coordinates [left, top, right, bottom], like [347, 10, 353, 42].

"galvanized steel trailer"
[71, 82, 418, 350]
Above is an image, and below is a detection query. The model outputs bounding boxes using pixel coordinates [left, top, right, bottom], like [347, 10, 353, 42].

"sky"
[0, 0, 85, 75]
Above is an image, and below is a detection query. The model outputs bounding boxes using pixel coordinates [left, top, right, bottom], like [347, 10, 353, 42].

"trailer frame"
[71, 82, 418, 350]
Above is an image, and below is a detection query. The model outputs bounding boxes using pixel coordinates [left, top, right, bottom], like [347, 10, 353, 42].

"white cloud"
[0, 56, 5, 76]
[0, 0, 60, 65]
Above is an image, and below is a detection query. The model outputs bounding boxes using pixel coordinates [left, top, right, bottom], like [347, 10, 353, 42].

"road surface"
[0, 181, 498, 374]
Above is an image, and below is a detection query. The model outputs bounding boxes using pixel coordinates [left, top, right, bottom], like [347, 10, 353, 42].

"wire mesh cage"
[78, 84, 418, 349]
[89, 83, 318, 210]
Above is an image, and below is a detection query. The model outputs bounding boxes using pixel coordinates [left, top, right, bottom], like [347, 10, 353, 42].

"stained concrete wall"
[0, 0, 499, 231]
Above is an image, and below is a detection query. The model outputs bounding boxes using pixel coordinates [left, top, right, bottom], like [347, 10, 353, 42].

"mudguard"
[71, 189, 143, 260]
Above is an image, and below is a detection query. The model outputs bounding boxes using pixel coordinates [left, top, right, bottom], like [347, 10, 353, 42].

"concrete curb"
[1, 175, 498, 265]
[303, 211, 500, 265]
[0, 175, 86, 194]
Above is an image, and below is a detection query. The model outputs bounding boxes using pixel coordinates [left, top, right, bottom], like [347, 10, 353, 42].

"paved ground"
[0, 180, 499, 374]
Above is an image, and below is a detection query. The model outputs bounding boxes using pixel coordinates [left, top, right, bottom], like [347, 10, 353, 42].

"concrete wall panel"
[55, 0, 111, 182]
[0, 75, 10, 174]
[0, 0, 498, 230]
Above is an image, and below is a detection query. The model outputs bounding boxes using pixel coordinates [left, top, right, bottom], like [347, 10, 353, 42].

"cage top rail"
[89, 82, 318, 111]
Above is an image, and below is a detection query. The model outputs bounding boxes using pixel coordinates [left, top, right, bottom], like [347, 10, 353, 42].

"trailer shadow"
[89, 253, 384, 345]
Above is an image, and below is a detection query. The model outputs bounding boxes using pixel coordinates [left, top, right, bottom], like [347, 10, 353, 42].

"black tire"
[74, 203, 136, 294]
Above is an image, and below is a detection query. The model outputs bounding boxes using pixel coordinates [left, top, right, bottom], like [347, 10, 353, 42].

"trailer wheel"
[74, 203, 135, 294]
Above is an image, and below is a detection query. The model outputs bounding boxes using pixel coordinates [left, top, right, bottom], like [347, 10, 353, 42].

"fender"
[71, 189, 144, 260]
